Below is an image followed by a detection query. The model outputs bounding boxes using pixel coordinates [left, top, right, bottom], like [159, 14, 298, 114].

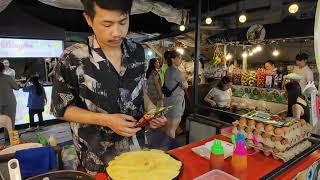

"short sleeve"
[207, 88, 217, 98]
[51, 52, 79, 117]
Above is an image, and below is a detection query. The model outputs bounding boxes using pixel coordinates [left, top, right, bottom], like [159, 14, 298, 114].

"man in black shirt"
[51, 0, 166, 173]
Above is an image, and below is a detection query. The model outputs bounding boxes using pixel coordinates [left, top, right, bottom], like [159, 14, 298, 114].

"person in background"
[159, 50, 170, 86]
[293, 53, 314, 90]
[23, 76, 47, 129]
[204, 76, 233, 108]
[146, 58, 163, 106]
[265, 60, 277, 76]
[0, 62, 19, 142]
[163, 51, 188, 138]
[278, 81, 310, 122]
[2, 59, 16, 79]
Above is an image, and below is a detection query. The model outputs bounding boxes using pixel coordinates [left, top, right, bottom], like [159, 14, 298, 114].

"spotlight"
[239, 14, 247, 23]
[272, 50, 280, 56]
[289, 3, 299, 14]
[205, 17, 213, 25]
[179, 25, 186, 31]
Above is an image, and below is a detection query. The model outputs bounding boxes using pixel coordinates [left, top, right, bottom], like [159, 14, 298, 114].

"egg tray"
[247, 139, 312, 162]
[232, 126, 311, 152]
[232, 119, 311, 141]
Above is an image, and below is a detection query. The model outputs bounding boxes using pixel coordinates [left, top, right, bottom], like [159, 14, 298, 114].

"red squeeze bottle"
[210, 140, 225, 170]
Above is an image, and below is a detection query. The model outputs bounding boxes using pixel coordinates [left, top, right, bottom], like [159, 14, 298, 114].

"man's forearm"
[60, 106, 107, 126]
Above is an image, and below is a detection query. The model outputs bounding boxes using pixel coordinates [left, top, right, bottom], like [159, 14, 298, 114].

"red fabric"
[169, 135, 320, 180]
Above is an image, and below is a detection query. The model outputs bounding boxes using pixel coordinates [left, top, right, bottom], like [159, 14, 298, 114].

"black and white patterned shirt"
[51, 35, 147, 172]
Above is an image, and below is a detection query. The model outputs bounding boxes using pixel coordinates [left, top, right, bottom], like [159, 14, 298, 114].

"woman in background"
[204, 76, 233, 108]
[23, 76, 47, 129]
[163, 51, 188, 138]
[146, 58, 163, 107]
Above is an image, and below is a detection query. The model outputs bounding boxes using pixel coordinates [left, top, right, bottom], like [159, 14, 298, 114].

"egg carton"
[247, 140, 312, 162]
[232, 127, 310, 151]
[233, 119, 311, 140]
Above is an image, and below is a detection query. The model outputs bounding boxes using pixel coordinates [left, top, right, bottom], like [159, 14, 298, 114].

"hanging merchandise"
[211, 45, 225, 65]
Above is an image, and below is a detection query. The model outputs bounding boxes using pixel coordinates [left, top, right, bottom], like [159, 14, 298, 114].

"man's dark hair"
[0, 61, 4, 72]
[296, 53, 309, 61]
[217, 76, 232, 90]
[265, 60, 275, 66]
[81, 0, 133, 19]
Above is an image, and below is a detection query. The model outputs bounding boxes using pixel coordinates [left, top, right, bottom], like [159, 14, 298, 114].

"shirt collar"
[88, 35, 135, 63]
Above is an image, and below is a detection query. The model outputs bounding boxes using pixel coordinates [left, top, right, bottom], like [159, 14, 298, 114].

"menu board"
[0, 38, 63, 58]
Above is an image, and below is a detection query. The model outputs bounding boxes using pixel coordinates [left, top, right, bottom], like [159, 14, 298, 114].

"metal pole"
[193, 0, 202, 108]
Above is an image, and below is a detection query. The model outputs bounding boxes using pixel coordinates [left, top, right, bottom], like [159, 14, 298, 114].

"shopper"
[163, 51, 188, 138]
[159, 50, 170, 86]
[2, 59, 16, 79]
[51, 0, 166, 173]
[293, 53, 313, 90]
[23, 76, 47, 128]
[204, 76, 233, 108]
[146, 58, 163, 106]
[0, 62, 19, 141]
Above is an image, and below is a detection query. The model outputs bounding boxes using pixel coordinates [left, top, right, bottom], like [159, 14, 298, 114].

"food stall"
[1, 0, 320, 179]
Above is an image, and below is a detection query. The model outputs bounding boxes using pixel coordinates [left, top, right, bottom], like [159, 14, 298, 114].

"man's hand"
[149, 116, 167, 129]
[101, 114, 141, 137]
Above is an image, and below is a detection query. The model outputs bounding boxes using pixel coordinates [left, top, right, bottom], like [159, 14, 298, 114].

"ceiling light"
[272, 49, 280, 56]
[252, 48, 258, 53]
[205, 17, 213, 25]
[176, 48, 184, 55]
[256, 45, 262, 52]
[242, 51, 248, 58]
[249, 51, 254, 56]
[289, 3, 299, 14]
[239, 14, 247, 23]
[179, 25, 186, 32]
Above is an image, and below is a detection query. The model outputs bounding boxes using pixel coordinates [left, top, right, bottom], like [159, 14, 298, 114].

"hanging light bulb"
[205, 17, 213, 25]
[179, 25, 186, 32]
[252, 48, 258, 53]
[249, 51, 254, 56]
[289, 3, 299, 14]
[226, 53, 232, 60]
[272, 49, 280, 56]
[147, 50, 153, 56]
[239, 14, 247, 23]
[256, 45, 262, 52]
[242, 51, 248, 58]
[176, 48, 185, 55]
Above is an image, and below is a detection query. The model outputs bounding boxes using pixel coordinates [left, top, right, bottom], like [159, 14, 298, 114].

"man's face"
[84, 4, 129, 48]
[296, 60, 306, 68]
[265, 63, 274, 71]
[3, 60, 9, 67]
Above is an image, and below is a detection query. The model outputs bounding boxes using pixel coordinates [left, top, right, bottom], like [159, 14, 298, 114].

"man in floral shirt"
[51, 0, 166, 173]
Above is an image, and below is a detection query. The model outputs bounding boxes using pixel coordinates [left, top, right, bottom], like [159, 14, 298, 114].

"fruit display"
[107, 150, 182, 180]
[232, 71, 242, 85]
[256, 68, 266, 88]
[232, 117, 312, 162]
[241, 71, 257, 86]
